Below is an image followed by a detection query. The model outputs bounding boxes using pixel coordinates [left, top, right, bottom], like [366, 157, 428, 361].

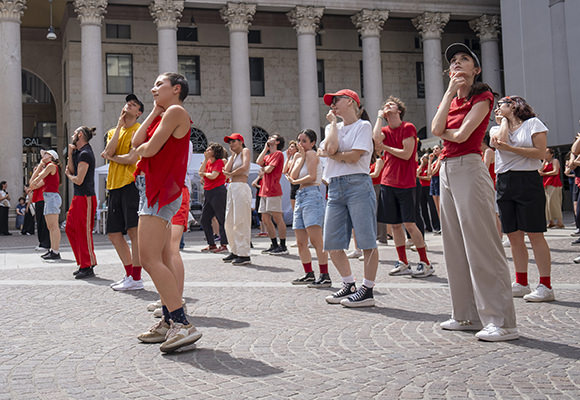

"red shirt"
[380, 121, 418, 189]
[259, 151, 284, 197]
[418, 165, 431, 187]
[203, 159, 226, 191]
[370, 162, 382, 186]
[441, 91, 494, 159]
[542, 161, 562, 187]
[43, 164, 60, 193]
[32, 188, 43, 203]
[488, 161, 496, 189]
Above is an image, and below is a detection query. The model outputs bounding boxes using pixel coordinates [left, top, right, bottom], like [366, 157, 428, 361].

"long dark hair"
[297, 129, 317, 151]
[499, 96, 536, 121]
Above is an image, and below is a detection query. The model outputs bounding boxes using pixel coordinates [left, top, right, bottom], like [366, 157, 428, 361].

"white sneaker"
[147, 299, 163, 312]
[574, 255, 580, 264]
[358, 255, 365, 261]
[159, 321, 202, 353]
[111, 276, 144, 291]
[511, 282, 531, 297]
[412, 262, 434, 278]
[110, 275, 129, 288]
[35, 246, 49, 252]
[388, 261, 412, 276]
[346, 249, 362, 258]
[475, 323, 519, 342]
[152, 301, 187, 318]
[523, 284, 555, 302]
[440, 318, 483, 331]
[502, 238, 510, 247]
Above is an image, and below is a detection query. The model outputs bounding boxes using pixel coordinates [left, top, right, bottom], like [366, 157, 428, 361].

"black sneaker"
[261, 244, 278, 254]
[572, 238, 580, 246]
[308, 273, 332, 288]
[270, 246, 289, 255]
[42, 250, 61, 261]
[72, 267, 81, 276]
[291, 271, 315, 285]
[223, 253, 237, 263]
[232, 256, 251, 265]
[40, 250, 51, 259]
[325, 282, 356, 304]
[75, 266, 95, 279]
[340, 285, 375, 308]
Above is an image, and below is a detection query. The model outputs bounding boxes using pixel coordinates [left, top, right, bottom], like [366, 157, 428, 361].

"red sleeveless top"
[542, 161, 562, 188]
[136, 115, 190, 210]
[44, 164, 60, 193]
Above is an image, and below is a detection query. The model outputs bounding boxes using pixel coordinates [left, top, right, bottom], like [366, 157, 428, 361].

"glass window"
[317, 59, 325, 97]
[359, 60, 364, 98]
[252, 126, 269, 154]
[190, 126, 207, 153]
[178, 55, 201, 95]
[177, 27, 198, 42]
[22, 70, 52, 104]
[416, 62, 425, 99]
[106, 24, 131, 39]
[106, 54, 133, 94]
[249, 57, 265, 96]
[248, 30, 261, 44]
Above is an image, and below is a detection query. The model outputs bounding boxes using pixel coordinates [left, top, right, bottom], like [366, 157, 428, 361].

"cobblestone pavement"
[0, 215, 579, 399]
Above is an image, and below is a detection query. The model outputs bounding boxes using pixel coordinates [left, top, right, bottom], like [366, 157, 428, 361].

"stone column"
[413, 12, 449, 136]
[469, 15, 502, 95]
[287, 6, 324, 132]
[0, 0, 26, 206]
[74, 0, 107, 163]
[220, 2, 256, 153]
[549, 0, 573, 143]
[352, 9, 389, 119]
[150, 0, 183, 74]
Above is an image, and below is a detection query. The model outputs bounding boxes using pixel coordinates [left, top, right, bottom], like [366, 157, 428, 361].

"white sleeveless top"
[231, 151, 243, 170]
[298, 154, 322, 186]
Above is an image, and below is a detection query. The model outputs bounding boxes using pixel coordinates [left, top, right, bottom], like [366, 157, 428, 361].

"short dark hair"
[162, 72, 189, 101]
[384, 96, 407, 120]
[207, 142, 227, 160]
[271, 133, 285, 151]
[78, 126, 96, 142]
[0, 181, 6, 189]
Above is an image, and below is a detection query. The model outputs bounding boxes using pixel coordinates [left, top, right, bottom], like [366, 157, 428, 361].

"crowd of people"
[4, 42, 580, 351]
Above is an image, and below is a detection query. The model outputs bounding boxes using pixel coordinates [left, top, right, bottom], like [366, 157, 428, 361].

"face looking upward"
[151, 75, 178, 108]
[449, 52, 481, 81]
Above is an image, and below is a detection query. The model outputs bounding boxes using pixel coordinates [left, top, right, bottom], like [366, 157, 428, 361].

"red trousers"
[66, 195, 97, 269]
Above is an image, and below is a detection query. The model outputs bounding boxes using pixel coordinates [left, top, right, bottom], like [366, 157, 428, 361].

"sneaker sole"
[389, 270, 412, 276]
[512, 291, 531, 298]
[232, 260, 251, 265]
[340, 298, 375, 308]
[112, 285, 144, 291]
[523, 296, 555, 302]
[291, 281, 315, 285]
[160, 331, 203, 353]
[307, 282, 332, 288]
[475, 332, 519, 342]
[412, 270, 434, 278]
[440, 323, 482, 331]
[325, 295, 351, 304]
[137, 334, 167, 344]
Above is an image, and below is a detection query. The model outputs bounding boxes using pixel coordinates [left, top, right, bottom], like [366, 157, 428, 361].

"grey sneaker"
[138, 320, 170, 343]
[159, 321, 202, 353]
[389, 261, 412, 276]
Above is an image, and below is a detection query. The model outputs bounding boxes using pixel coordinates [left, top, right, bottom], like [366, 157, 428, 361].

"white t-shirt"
[320, 119, 373, 179]
[491, 117, 548, 174]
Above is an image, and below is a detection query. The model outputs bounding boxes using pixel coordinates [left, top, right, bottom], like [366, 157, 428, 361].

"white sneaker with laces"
[523, 284, 555, 302]
[440, 319, 483, 331]
[111, 276, 144, 291]
[511, 282, 531, 297]
[389, 261, 412, 276]
[346, 249, 362, 258]
[110, 275, 129, 288]
[475, 323, 519, 341]
[412, 262, 434, 278]
[159, 321, 202, 353]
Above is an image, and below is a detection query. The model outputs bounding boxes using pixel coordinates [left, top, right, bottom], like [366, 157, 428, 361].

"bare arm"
[328, 149, 366, 164]
[256, 143, 269, 166]
[383, 136, 416, 161]
[65, 161, 89, 186]
[135, 106, 189, 158]
[494, 131, 547, 160]
[369, 158, 384, 179]
[572, 134, 580, 155]
[438, 100, 491, 143]
[107, 149, 139, 165]
[373, 111, 385, 148]
[483, 148, 494, 169]
[30, 164, 56, 188]
[324, 110, 340, 156]
[289, 151, 318, 186]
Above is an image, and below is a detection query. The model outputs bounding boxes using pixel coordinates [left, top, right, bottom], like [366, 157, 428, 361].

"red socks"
[124, 264, 133, 277]
[515, 272, 528, 287]
[539, 276, 551, 289]
[416, 247, 430, 265]
[132, 266, 142, 281]
[319, 263, 328, 275]
[302, 262, 313, 274]
[396, 246, 408, 264]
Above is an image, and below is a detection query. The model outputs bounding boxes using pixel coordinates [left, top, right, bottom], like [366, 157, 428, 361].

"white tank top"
[298, 155, 322, 186]
[231, 151, 243, 170]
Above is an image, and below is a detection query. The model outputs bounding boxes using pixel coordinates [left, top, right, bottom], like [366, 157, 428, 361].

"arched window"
[22, 70, 53, 104]
[252, 126, 269, 154]
[190, 126, 208, 153]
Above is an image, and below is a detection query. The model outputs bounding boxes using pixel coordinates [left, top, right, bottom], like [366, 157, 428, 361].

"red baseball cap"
[224, 133, 244, 143]
[323, 89, 360, 107]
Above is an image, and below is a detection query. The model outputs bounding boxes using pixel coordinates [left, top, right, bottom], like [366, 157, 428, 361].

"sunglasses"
[497, 101, 511, 107]
[331, 96, 350, 105]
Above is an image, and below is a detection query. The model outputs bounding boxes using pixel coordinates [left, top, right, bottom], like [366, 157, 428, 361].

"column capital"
[149, 0, 184, 30]
[0, 0, 27, 23]
[220, 2, 256, 33]
[351, 9, 389, 38]
[469, 14, 500, 41]
[412, 12, 449, 40]
[287, 6, 324, 35]
[73, 0, 107, 26]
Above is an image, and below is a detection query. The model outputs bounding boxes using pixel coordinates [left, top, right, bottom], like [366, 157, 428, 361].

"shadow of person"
[343, 304, 450, 322]
[233, 263, 293, 273]
[164, 348, 284, 377]
[506, 336, 580, 360]
[188, 315, 250, 329]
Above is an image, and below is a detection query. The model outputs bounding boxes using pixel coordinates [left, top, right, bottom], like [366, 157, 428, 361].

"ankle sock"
[280, 238, 286, 248]
[302, 262, 313, 274]
[319, 263, 328, 275]
[396, 246, 408, 264]
[539, 276, 551, 289]
[169, 307, 189, 325]
[131, 266, 142, 281]
[416, 247, 430, 265]
[124, 264, 133, 277]
[342, 274, 355, 284]
[362, 278, 375, 288]
[515, 272, 528, 287]
[162, 305, 170, 324]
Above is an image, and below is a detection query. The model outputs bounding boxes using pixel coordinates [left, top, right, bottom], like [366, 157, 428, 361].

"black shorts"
[377, 185, 416, 225]
[496, 170, 546, 234]
[106, 182, 139, 234]
[290, 184, 299, 200]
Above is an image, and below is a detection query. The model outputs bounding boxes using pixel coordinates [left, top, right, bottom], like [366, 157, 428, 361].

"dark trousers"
[35, 201, 51, 248]
[575, 186, 580, 229]
[201, 185, 228, 246]
[419, 185, 440, 231]
[0, 207, 8, 234]
[414, 180, 425, 237]
[22, 209, 35, 234]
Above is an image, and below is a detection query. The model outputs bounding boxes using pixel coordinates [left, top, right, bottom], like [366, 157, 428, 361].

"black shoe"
[270, 246, 289, 255]
[307, 273, 332, 288]
[325, 282, 357, 304]
[292, 271, 315, 285]
[572, 238, 580, 246]
[40, 250, 51, 259]
[340, 285, 375, 307]
[42, 250, 61, 261]
[72, 267, 81, 276]
[232, 256, 251, 265]
[261, 244, 278, 254]
[223, 253, 237, 263]
[75, 266, 95, 279]
[2, 232, 12, 236]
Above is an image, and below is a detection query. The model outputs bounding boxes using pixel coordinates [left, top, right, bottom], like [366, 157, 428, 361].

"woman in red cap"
[431, 43, 517, 341]
[319, 89, 378, 308]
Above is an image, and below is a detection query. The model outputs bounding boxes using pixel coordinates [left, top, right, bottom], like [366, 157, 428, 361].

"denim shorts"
[136, 175, 182, 223]
[430, 176, 440, 196]
[323, 173, 377, 251]
[293, 186, 325, 230]
[43, 192, 62, 215]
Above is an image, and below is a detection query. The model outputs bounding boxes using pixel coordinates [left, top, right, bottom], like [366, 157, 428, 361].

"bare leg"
[507, 230, 528, 274]
[271, 211, 287, 240]
[403, 222, 425, 248]
[527, 232, 551, 277]
[329, 250, 353, 277]
[362, 248, 379, 281]
[433, 195, 440, 219]
[44, 214, 60, 252]
[295, 229, 311, 264]
[108, 232, 132, 266]
[306, 225, 327, 266]
[390, 223, 406, 247]
[261, 213, 276, 238]
[127, 226, 140, 266]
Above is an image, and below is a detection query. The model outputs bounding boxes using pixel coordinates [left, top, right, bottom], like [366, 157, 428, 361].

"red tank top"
[32, 188, 44, 203]
[542, 161, 562, 188]
[370, 163, 381, 186]
[419, 165, 431, 187]
[136, 115, 190, 210]
[44, 164, 60, 193]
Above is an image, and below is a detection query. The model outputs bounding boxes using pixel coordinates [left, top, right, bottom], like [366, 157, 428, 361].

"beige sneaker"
[147, 299, 162, 312]
[137, 320, 170, 343]
[159, 321, 202, 353]
[153, 302, 187, 318]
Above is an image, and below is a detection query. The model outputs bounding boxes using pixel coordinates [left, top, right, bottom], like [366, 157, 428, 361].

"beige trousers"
[225, 182, 252, 257]
[544, 185, 563, 222]
[440, 154, 516, 329]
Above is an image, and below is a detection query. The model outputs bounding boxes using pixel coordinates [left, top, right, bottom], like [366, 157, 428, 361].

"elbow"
[431, 127, 444, 137]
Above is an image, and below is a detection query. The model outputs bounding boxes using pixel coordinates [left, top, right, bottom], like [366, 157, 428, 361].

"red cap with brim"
[224, 133, 244, 143]
[323, 89, 361, 107]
